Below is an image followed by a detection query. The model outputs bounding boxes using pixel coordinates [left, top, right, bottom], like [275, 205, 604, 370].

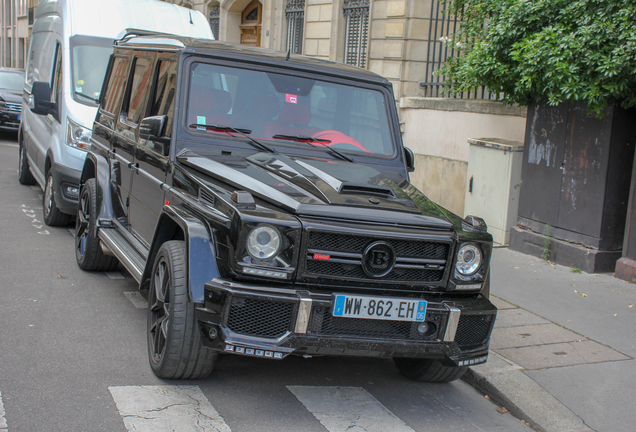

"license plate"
[332, 294, 427, 322]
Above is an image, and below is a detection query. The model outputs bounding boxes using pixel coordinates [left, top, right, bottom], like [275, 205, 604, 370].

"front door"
[240, 0, 262, 47]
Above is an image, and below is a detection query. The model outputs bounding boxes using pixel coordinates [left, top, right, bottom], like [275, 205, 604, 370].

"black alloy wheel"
[393, 358, 468, 383]
[148, 241, 217, 379]
[75, 178, 118, 271]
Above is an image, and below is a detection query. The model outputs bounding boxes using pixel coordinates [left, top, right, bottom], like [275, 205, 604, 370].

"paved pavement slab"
[491, 323, 584, 349]
[494, 308, 551, 328]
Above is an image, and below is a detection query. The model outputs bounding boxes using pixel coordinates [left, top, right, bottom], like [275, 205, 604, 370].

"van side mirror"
[31, 81, 56, 116]
[404, 147, 415, 173]
[139, 115, 170, 156]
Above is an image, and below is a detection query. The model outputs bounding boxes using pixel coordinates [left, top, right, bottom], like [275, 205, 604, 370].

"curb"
[462, 351, 592, 432]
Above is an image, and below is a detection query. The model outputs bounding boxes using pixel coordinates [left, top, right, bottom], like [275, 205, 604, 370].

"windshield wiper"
[189, 123, 276, 154]
[74, 92, 99, 104]
[272, 134, 353, 163]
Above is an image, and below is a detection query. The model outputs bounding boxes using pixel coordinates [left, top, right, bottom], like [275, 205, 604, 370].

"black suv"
[76, 33, 496, 382]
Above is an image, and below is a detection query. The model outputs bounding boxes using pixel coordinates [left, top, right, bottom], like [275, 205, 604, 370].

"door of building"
[240, 0, 261, 46]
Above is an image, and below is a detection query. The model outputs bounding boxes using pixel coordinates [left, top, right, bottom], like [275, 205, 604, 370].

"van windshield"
[70, 35, 114, 106]
[186, 62, 396, 158]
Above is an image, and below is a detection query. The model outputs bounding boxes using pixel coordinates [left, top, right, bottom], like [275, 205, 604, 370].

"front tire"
[393, 358, 468, 383]
[148, 241, 217, 379]
[75, 178, 119, 271]
[18, 137, 36, 185]
[43, 171, 72, 226]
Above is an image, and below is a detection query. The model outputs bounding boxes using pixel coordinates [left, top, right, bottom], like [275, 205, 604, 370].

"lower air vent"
[227, 297, 294, 338]
[455, 314, 495, 347]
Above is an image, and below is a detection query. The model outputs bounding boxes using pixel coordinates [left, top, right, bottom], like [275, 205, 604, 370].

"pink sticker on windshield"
[285, 94, 298, 104]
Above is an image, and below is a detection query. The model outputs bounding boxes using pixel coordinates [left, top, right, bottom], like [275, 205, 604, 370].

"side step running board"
[98, 228, 146, 283]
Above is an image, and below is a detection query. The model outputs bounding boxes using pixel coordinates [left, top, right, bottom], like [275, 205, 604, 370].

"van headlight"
[246, 225, 282, 260]
[455, 244, 482, 276]
[66, 118, 92, 151]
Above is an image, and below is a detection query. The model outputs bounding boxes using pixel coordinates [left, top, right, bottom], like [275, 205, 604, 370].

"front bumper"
[50, 163, 81, 215]
[0, 109, 20, 132]
[196, 278, 497, 367]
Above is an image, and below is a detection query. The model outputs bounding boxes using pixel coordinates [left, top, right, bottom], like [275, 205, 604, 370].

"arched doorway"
[240, 0, 262, 46]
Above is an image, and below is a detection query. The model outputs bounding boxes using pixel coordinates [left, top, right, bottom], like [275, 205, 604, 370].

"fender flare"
[140, 205, 220, 304]
[80, 151, 116, 223]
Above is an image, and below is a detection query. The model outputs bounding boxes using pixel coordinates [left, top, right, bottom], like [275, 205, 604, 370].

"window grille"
[209, 5, 220, 40]
[420, 0, 498, 100]
[343, 0, 369, 68]
[285, 0, 304, 55]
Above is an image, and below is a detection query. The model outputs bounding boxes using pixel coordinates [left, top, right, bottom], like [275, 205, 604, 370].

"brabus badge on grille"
[362, 241, 396, 278]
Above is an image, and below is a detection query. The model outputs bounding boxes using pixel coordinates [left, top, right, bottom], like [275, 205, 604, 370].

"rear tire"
[75, 178, 119, 271]
[393, 358, 468, 383]
[18, 137, 36, 185]
[148, 241, 217, 379]
[43, 171, 72, 226]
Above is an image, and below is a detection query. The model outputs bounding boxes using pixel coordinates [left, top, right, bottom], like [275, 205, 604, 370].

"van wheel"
[43, 172, 71, 226]
[393, 358, 468, 383]
[75, 179, 119, 271]
[18, 138, 36, 185]
[148, 241, 217, 379]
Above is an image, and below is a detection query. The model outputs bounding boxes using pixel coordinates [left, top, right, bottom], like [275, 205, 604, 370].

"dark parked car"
[0, 68, 24, 132]
[64, 33, 496, 382]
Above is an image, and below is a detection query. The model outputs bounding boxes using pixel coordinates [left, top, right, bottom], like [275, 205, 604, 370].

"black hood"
[178, 152, 454, 229]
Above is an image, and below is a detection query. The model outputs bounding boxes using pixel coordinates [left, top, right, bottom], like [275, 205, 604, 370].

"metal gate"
[286, 0, 305, 54]
[343, 0, 370, 68]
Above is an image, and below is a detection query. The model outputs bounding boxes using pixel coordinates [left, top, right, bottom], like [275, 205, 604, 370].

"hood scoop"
[339, 184, 396, 199]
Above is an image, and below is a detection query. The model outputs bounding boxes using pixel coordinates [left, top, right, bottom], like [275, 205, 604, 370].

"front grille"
[5, 102, 20, 112]
[455, 314, 494, 347]
[308, 306, 443, 342]
[227, 297, 294, 338]
[305, 231, 449, 284]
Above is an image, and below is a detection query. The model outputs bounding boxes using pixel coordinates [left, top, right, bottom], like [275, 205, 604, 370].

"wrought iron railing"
[420, 0, 499, 100]
[209, 5, 220, 40]
[285, 0, 305, 55]
[343, 0, 370, 69]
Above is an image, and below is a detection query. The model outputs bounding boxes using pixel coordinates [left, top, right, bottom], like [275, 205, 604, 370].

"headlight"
[455, 244, 482, 275]
[246, 225, 281, 260]
[66, 118, 92, 151]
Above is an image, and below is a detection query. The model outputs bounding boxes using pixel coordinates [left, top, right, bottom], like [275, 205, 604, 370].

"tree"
[438, 0, 636, 117]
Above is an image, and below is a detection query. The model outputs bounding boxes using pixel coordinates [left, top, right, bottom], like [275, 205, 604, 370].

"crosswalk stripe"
[0, 390, 7, 431]
[287, 386, 416, 432]
[109, 385, 231, 432]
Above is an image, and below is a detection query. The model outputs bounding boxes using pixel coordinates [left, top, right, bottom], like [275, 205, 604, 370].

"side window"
[26, 31, 55, 86]
[148, 59, 177, 137]
[51, 43, 62, 104]
[121, 56, 153, 125]
[102, 56, 130, 115]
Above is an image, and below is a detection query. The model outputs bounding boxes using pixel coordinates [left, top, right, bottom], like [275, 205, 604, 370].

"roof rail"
[115, 28, 179, 45]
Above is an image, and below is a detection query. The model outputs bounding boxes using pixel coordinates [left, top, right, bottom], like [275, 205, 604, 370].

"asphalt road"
[0, 134, 531, 432]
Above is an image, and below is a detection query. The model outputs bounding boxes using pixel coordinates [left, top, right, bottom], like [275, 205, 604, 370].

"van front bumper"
[195, 278, 497, 367]
[51, 163, 81, 215]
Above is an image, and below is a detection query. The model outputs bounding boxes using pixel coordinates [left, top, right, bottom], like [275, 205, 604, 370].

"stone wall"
[400, 97, 527, 216]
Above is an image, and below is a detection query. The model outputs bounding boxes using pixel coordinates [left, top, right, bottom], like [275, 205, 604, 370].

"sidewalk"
[464, 248, 636, 432]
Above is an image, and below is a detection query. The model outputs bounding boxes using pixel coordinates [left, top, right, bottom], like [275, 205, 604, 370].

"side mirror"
[31, 81, 56, 116]
[404, 147, 415, 173]
[139, 115, 170, 157]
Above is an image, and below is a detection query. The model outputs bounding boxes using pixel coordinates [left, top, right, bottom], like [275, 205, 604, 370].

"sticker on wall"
[285, 94, 298, 104]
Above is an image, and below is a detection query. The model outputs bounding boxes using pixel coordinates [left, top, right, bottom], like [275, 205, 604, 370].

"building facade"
[0, 0, 36, 69]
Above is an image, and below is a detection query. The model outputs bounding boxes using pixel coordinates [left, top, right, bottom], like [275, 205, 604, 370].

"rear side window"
[121, 56, 153, 125]
[102, 56, 130, 115]
[149, 59, 178, 137]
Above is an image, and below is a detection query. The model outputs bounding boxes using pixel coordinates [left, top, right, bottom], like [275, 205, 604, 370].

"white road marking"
[0, 390, 7, 431]
[29, 185, 39, 191]
[109, 385, 231, 432]
[0, 142, 18, 148]
[123, 291, 148, 309]
[106, 271, 125, 280]
[287, 386, 416, 432]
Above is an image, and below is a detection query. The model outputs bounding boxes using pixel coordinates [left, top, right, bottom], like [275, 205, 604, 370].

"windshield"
[0, 71, 24, 92]
[70, 35, 114, 106]
[186, 62, 396, 157]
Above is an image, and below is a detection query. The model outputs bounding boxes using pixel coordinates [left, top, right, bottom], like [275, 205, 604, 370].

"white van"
[18, 0, 213, 226]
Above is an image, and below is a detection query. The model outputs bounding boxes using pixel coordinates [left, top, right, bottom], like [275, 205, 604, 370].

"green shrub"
[439, 0, 636, 117]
